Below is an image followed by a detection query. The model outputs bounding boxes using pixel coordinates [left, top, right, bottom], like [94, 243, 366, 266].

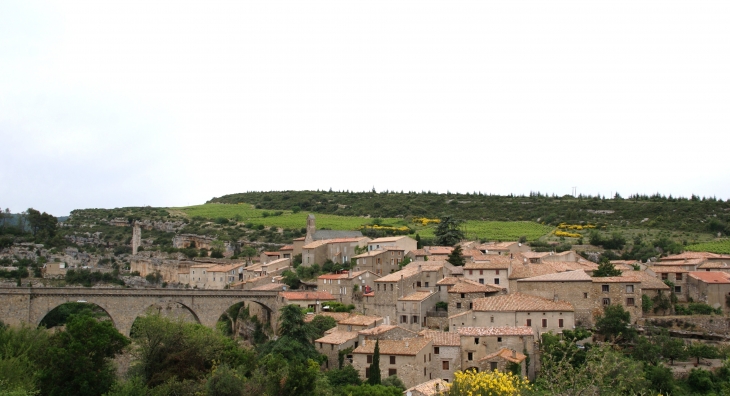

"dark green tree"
[446, 245, 466, 266]
[434, 216, 464, 246]
[632, 335, 662, 365]
[368, 339, 381, 385]
[592, 259, 622, 277]
[36, 314, 129, 396]
[307, 315, 337, 342]
[595, 304, 636, 342]
[688, 342, 717, 365]
[657, 332, 687, 365]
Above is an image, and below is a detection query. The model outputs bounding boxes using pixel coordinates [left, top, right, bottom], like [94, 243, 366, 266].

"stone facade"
[455, 327, 536, 380]
[687, 272, 730, 313]
[352, 338, 434, 388]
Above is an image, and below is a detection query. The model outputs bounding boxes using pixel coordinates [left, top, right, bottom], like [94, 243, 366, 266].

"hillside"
[209, 190, 730, 235]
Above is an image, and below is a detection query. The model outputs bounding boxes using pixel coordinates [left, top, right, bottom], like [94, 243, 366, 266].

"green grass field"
[171, 203, 554, 241]
[685, 239, 730, 254]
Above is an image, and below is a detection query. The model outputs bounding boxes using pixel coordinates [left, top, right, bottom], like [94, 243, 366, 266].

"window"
[583, 292, 588, 299]
[496, 269, 500, 275]
[490, 362, 498, 371]
[474, 337, 480, 345]
[494, 278, 500, 285]
[626, 285, 634, 293]
[413, 316, 419, 324]
[467, 352, 473, 361]
[497, 337, 502, 342]
[425, 282, 429, 287]
[469, 302, 473, 310]
[401, 315, 407, 323]
[365, 367, 370, 377]
[479, 279, 485, 284]
[661, 273, 668, 280]
[367, 355, 373, 363]
[434, 347, 440, 354]
[390, 284, 393, 291]
[424, 367, 427, 376]
[542, 319, 547, 328]
[469, 270, 473, 275]
[490, 316, 494, 323]
[626, 298, 635, 306]
[456, 302, 462, 309]
[417, 281, 422, 287]
[559, 319, 564, 328]
[390, 356, 396, 364]
[443, 361, 449, 370]
[331, 344, 334, 350]
[378, 284, 381, 291]
[676, 273, 683, 281]
[460, 293, 465, 298]
[603, 298, 611, 305]
[526, 319, 531, 326]
[602, 285, 609, 292]
[675, 286, 682, 293]
[389, 369, 397, 376]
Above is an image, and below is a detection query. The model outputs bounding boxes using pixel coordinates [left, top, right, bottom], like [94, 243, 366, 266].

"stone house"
[205, 263, 246, 289]
[317, 270, 377, 304]
[188, 264, 218, 289]
[260, 251, 282, 264]
[372, 265, 443, 323]
[625, 270, 670, 301]
[592, 276, 642, 323]
[315, 330, 360, 370]
[42, 262, 67, 277]
[449, 293, 574, 336]
[367, 236, 418, 254]
[508, 260, 598, 291]
[477, 241, 530, 256]
[352, 337, 434, 388]
[478, 348, 527, 377]
[406, 246, 454, 262]
[455, 326, 536, 379]
[397, 290, 440, 331]
[302, 237, 371, 267]
[447, 279, 503, 316]
[279, 291, 334, 313]
[292, 237, 306, 257]
[279, 244, 293, 260]
[514, 270, 595, 327]
[403, 379, 450, 396]
[687, 271, 730, 313]
[358, 324, 416, 343]
[463, 256, 512, 290]
[337, 314, 383, 332]
[436, 277, 460, 301]
[352, 249, 400, 276]
[646, 266, 689, 301]
[419, 330, 461, 382]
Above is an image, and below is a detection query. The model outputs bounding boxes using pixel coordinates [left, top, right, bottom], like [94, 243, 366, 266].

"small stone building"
[279, 291, 334, 313]
[455, 326, 536, 379]
[419, 330, 461, 382]
[315, 330, 359, 370]
[687, 271, 730, 313]
[352, 338, 434, 388]
[447, 279, 503, 316]
[478, 347, 527, 377]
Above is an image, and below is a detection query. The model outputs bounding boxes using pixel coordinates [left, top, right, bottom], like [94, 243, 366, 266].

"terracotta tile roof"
[293, 237, 306, 241]
[383, 246, 406, 251]
[353, 337, 431, 356]
[647, 266, 688, 273]
[473, 293, 574, 312]
[465, 256, 513, 270]
[611, 260, 639, 266]
[448, 279, 503, 293]
[625, 270, 670, 290]
[662, 252, 720, 260]
[261, 258, 290, 267]
[448, 311, 469, 320]
[279, 291, 334, 301]
[375, 267, 421, 282]
[208, 264, 245, 273]
[315, 330, 359, 345]
[419, 330, 461, 346]
[250, 283, 288, 291]
[353, 250, 386, 258]
[191, 263, 218, 268]
[516, 270, 592, 282]
[399, 291, 436, 302]
[462, 249, 484, 257]
[698, 261, 730, 269]
[302, 240, 330, 249]
[478, 242, 519, 250]
[591, 276, 640, 283]
[326, 237, 370, 244]
[479, 347, 527, 364]
[425, 246, 454, 255]
[437, 277, 460, 286]
[689, 271, 730, 284]
[409, 249, 429, 256]
[522, 252, 550, 259]
[318, 272, 350, 280]
[509, 261, 597, 280]
[303, 312, 353, 323]
[404, 379, 449, 396]
[457, 326, 535, 336]
[359, 325, 416, 337]
[655, 259, 703, 266]
[339, 315, 382, 327]
[369, 236, 409, 243]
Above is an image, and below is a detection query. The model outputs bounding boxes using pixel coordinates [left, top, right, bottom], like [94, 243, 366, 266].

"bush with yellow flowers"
[413, 217, 441, 226]
[555, 230, 581, 238]
[448, 370, 531, 396]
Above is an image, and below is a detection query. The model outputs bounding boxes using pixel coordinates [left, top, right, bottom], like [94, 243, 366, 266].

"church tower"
[304, 214, 316, 244]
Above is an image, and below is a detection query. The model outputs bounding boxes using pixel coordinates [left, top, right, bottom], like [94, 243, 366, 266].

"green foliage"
[206, 365, 245, 396]
[592, 261, 622, 277]
[338, 384, 402, 396]
[281, 269, 301, 289]
[144, 271, 162, 284]
[674, 302, 722, 315]
[37, 314, 129, 396]
[322, 301, 355, 313]
[688, 342, 718, 365]
[434, 216, 465, 246]
[380, 375, 405, 391]
[368, 340, 381, 385]
[307, 315, 337, 342]
[594, 304, 636, 342]
[435, 301, 448, 311]
[326, 365, 361, 387]
[686, 238, 730, 254]
[447, 244, 466, 266]
[644, 364, 675, 395]
[0, 324, 50, 393]
[65, 269, 124, 287]
[39, 302, 110, 329]
[641, 294, 653, 313]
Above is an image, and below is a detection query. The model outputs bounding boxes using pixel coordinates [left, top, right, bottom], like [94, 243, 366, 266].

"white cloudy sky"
[1, 1, 729, 216]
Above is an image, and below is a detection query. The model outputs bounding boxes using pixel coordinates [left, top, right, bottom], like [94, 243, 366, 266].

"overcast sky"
[1, 1, 729, 216]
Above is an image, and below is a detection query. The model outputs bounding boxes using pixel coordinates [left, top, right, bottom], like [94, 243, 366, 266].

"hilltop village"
[3, 208, 730, 395]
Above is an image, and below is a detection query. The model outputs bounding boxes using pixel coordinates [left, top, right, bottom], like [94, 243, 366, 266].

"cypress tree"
[368, 339, 381, 385]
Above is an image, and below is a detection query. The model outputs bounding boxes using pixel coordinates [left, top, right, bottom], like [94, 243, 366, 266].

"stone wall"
[640, 315, 730, 336]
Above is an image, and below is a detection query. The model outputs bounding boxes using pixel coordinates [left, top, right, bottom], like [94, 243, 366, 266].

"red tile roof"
[419, 330, 461, 346]
[457, 326, 535, 336]
[689, 271, 730, 284]
[353, 338, 431, 356]
[472, 293, 574, 312]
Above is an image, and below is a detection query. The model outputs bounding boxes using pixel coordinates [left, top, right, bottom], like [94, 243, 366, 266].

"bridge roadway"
[0, 287, 280, 336]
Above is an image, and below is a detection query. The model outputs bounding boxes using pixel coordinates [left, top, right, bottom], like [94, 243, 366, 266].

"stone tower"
[132, 222, 142, 255]
[304, 214, 316, 244]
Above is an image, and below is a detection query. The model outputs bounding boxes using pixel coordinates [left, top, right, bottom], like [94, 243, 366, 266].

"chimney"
[512, 349, 517, 358]
[405, 341, 409, 348]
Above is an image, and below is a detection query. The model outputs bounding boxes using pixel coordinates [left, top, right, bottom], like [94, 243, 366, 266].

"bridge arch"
[36, 300, 118, 331]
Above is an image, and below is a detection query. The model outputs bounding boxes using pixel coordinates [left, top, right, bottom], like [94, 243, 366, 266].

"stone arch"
[131, 300, 202, 326]
[36, 300, 117, 330]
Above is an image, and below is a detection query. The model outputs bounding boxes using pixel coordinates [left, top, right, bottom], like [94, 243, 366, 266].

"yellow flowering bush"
[555, 230, 581, 238]
[413, 217, 441, 226]
[358, 225, 410, 232]
[557, 223, 596, 230]
[448, 370, 531, 396]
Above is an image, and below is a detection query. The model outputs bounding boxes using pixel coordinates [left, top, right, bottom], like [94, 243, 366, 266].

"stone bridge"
[0, 287, 280, 336]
